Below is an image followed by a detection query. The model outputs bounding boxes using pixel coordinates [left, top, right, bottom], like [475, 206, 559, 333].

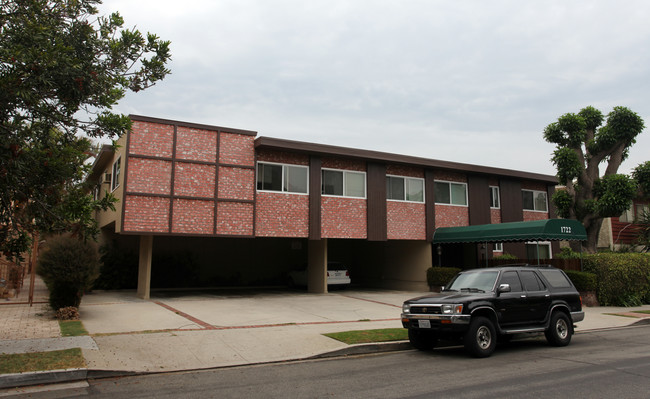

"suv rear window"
[539, 269, 572, 288]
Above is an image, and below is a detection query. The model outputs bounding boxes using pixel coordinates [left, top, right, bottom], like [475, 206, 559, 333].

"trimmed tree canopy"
[544, 106, 645, 253]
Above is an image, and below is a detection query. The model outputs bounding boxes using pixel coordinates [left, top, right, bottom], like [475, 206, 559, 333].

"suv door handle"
[520, 295, 527, 298]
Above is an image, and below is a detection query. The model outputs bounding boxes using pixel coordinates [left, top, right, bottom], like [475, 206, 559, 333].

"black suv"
[401, 264, 584, 357]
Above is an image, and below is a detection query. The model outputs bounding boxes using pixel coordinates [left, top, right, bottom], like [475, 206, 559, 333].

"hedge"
[564, 270, 597, 292]
[427, 267, 461, 287]
[583, 253, 650, 307]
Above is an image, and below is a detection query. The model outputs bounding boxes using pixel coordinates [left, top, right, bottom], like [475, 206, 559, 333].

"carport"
[432, 219, 587, 267]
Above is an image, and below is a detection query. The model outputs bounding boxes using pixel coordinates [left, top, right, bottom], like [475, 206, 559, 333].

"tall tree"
[0, 0, 171, 258]
[544, 106, 645, 253]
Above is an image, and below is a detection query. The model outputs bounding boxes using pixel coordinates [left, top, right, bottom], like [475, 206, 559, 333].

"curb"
[3, 321, 650, 390]
[0, 368, 87, 389]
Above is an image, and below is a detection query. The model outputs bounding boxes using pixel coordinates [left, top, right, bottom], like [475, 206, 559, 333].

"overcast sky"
[97, 0, 650, 176]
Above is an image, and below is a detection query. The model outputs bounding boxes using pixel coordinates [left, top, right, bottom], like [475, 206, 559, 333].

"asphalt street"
[7, 324, 650, 399]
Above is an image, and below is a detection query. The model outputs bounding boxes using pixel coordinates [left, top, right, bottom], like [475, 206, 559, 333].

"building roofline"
[88, 144, 114, 181]
[129, 114, 258, 136]
[255, 136, 558, 183]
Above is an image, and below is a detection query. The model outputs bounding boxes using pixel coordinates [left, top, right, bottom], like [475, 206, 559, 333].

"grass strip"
[59, 320, 89, 337]
[324, 328, 408, 345]
[631, 310, 650, 315]
[0, 348, 85, 374]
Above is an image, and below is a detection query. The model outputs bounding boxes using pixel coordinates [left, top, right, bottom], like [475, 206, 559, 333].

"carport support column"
[308, 239, 328, 294]
[137, 235, 153, 299]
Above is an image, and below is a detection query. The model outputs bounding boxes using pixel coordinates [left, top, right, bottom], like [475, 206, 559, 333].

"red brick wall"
[174, 163, 216, 198]
[322, 157, 365, 171]
[255, 192, 309, 237]
[123, 195, 170, 233]
[123, 120, 256, 236]
[129, 121, 174, 157]
[127, 158, 172, 195]
[387, 202, 426, 240]
[386, 165, 424, 178]
[257, 150, 309, 165]
[218, 167, 255, 201]
[490, 208, 502, 224]
[435, 205, 469, 227]
[216, 202, 254, 236]
[172, 199, 214, 234]
[220, 134, 255, 166]
[176, 127, 217, 163]
[523, 211, 549, 222]
[321, 197, 367, 239]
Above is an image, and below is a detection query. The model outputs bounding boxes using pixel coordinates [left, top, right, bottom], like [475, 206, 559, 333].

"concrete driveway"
[77, 288, 427, 372]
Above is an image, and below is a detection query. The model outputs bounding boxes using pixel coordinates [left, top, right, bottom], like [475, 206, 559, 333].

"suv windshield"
[445, 271, 499, 292]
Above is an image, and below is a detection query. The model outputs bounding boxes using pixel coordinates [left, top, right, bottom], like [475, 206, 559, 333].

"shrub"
[497, 252, 518, 260]
[556, 247, 582, 259]
[427, 267, 461, 287]
[583, 253, 650, 306]
[37, 235, 100, 310]
[564, 270, 597, 292]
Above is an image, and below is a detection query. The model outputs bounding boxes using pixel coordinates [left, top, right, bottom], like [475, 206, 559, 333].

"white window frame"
[490, 186, 500, 209]
[256, 161, 309, 195]
[493, 243, 503, 252]
[386, 175, 425, 203]
[322, 168, 367, 199]
[111, 157, 121, 192]
[434, 180, 468, 207]
[522, 189, 548, 212]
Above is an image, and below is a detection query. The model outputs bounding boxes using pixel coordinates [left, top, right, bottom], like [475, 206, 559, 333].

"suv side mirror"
[497, 284, 511, 295]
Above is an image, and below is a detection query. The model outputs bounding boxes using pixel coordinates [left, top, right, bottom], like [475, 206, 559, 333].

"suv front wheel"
[545, 311, 572, 346]
[464, 316, 496, 358]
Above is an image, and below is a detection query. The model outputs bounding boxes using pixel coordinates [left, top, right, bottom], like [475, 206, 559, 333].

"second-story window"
[434, 180, 467, 206]
[257, 162, 308, 194]
[490, 186, 500, 208]
[386, 175, 424, 202]
[522, 189, 548, 212]
[322, 169, 366, 198]
[111, 157, 121, 192]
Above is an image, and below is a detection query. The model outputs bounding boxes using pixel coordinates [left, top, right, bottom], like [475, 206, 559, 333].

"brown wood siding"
[309, 156, 322, 240]
[500, 178, 523, 223]
[425, 169, 436, 240]
[367, 162, 387, 241]
[468, 175, 490, 226]
[500, 178, 525, 257]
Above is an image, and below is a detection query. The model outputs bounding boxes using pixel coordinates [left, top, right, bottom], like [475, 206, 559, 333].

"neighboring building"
[89, 115, 559, 298]
[598, 198, 649, 251]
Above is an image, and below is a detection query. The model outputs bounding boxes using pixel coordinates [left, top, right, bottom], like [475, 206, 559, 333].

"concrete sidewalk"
[1, 288, 650, 389]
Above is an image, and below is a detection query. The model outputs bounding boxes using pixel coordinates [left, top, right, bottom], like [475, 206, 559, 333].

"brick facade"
[387, 202, 426, 240]
[321, 197, 367, 239]
[121, 118, 256, 237]
[114, 116, 556, 241]
[255, 192, 309, 237]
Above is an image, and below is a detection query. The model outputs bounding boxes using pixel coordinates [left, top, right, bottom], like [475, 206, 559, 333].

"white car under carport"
[287, 262, 351, 288]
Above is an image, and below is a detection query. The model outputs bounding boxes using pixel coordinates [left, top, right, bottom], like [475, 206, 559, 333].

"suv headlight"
[402, 303, 411, 313]
[441, 304, 463, 314]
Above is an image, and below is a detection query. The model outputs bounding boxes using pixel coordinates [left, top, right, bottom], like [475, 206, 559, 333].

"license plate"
[418, 320, 431, 328]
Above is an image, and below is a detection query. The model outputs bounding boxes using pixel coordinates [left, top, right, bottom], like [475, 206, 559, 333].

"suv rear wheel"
[545, 311, 572, 346]
[408, 329, 438, 351]
[464, 316, 496, 358]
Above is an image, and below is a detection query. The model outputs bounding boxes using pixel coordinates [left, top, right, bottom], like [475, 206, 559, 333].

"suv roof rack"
[500, 263, 554, 268]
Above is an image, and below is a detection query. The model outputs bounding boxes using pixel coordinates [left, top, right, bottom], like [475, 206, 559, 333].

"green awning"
[432, 219, 587, 244]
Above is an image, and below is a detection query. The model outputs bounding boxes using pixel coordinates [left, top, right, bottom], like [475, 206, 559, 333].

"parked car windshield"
[445, 271, 499, 292]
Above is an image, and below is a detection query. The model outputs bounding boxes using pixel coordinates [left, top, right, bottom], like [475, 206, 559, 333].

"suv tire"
[408, 329, 438, 351]
[464, 316, 496, 358]
[545, 311, 572, 346]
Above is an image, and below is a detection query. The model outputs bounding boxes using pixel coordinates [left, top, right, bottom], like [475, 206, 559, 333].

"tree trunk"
[583, 218, 604, 253]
